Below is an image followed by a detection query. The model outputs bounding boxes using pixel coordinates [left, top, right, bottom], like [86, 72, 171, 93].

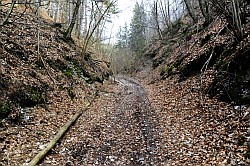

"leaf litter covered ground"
[40, 76, 168, 165]
[30, 73, 249, 165]
[0, 8, 108, 166]
[139, 68, 250, 165]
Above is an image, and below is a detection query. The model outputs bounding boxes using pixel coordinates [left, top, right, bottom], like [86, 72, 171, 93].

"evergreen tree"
[129, 2, 147, 54]
[116, 23, 129, 49]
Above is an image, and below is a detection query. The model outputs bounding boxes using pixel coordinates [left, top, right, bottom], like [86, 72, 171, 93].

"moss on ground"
[0, 103, 10, 119]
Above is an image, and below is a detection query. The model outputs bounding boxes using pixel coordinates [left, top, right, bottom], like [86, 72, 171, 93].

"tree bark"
[64, 0, 81, 39]
[153, 1, 163, 40]
[158, 0, 171, 30]
[183, 0, 197, 23]
[81, 1, 115, 58]
[28, 103, 91, 166]
[232, 0, 243, 39]
[198, 0, 212, 26]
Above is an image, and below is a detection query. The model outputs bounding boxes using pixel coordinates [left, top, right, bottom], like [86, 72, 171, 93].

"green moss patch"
[9, 86, 47, 108]
[160, 65, 173, 77]
[0, 103, 10, 119]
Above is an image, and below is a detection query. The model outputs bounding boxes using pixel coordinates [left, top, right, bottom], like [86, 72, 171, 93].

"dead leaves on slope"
[145, 71, 249, 165]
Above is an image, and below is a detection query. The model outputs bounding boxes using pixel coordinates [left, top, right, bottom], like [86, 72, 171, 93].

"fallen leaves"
[0, 8, 101, 166]
[142, 70, 250, 165]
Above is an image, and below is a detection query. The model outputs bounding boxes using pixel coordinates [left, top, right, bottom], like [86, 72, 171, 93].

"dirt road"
[45, 76, 167, 165]
[41, 75, 249, 165]
[70, 76, 166, 165]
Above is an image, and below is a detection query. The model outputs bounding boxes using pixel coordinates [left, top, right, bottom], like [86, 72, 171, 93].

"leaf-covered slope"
[137, 14, 250, 165]
[0, 9, 110, 165]
[144, 17, 250, 105]
[0, 9, 110, 118]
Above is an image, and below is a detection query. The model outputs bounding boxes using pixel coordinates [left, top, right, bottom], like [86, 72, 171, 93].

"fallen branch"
[0, 0, 17, 29]
[28, 102, 92, 166]
[199, 49, 214, 103]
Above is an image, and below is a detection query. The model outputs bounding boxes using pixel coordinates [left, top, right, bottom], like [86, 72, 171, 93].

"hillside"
[143, 17, 250, 105]
[0, 7, 110, 165]
[135, 13, 250, 165]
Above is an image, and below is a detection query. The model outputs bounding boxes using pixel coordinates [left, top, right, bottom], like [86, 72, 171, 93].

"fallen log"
[28, 102, 91, 166]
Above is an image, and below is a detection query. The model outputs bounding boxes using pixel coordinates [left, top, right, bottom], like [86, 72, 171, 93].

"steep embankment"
[136, 16, 250, 165]
[0, 9, 109, 165]
[144, 18, 250, 105]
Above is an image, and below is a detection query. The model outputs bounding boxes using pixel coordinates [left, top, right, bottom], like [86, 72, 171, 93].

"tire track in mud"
[113, 77, 161, 165]
[69, 76, 166, 165]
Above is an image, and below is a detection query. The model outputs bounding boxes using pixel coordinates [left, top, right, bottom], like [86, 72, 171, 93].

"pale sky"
[104, 0, 183, 43]
[105, 0, 137, 43]
[115, 0, 137, 25]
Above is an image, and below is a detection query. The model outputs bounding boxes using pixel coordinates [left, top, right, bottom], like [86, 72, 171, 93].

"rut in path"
[69, 77, 167, 165]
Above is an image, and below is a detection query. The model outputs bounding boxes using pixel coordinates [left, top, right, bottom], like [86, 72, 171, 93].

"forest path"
[30, 74, 249, 165]
[43, 76, 167, 165]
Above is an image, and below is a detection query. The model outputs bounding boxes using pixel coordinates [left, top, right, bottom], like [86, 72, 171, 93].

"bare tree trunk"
[158, 0, 167, 27]
[183, 0, 197, 23]
[167, 0, 171, 28]
[74, 14, 79, 36]
[76, 0, 84, 38]
[211, 0, 244, 40]
[232, 0, 243, 39]
[64, 0, 81, 39]
[198, 0, 212, 26]
[83, 0, 88, 36]
[153, 1, 163, 40]
[52, 2, 58, 22]
[48, 1, 53, 18]
[158, 0, 172, 30]
[81, 0, 115, 58]
[28, 102, 92, 166]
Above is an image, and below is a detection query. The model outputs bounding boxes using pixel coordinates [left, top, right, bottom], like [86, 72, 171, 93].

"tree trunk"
[28, 102, 92, 166]
[198, 0, 212, 26]
[81, 1, 115, 58]
[64, 0, 81, 39]
[232, 0, 243, 39]
[77, 0, 84, 38]
[153, 1, 163, 40]
[83, 0, 88, 36]
[183, 0, 197, 23]
[158, 0, 171, 30]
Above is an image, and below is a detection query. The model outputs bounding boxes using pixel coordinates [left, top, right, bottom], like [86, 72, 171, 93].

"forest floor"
[1, 72, 249, 165]
[23, 74, 249, 165]
[39, 76, 167, 165]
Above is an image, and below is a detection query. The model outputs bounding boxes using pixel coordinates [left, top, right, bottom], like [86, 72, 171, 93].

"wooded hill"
[113, 0, 250, 105]
[137, 1, 250, 164]
[144, 13, 250, 105]
[0, 2, 112, 165]
[117, 1, 250, 163]
[0, 3, 110, 120]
